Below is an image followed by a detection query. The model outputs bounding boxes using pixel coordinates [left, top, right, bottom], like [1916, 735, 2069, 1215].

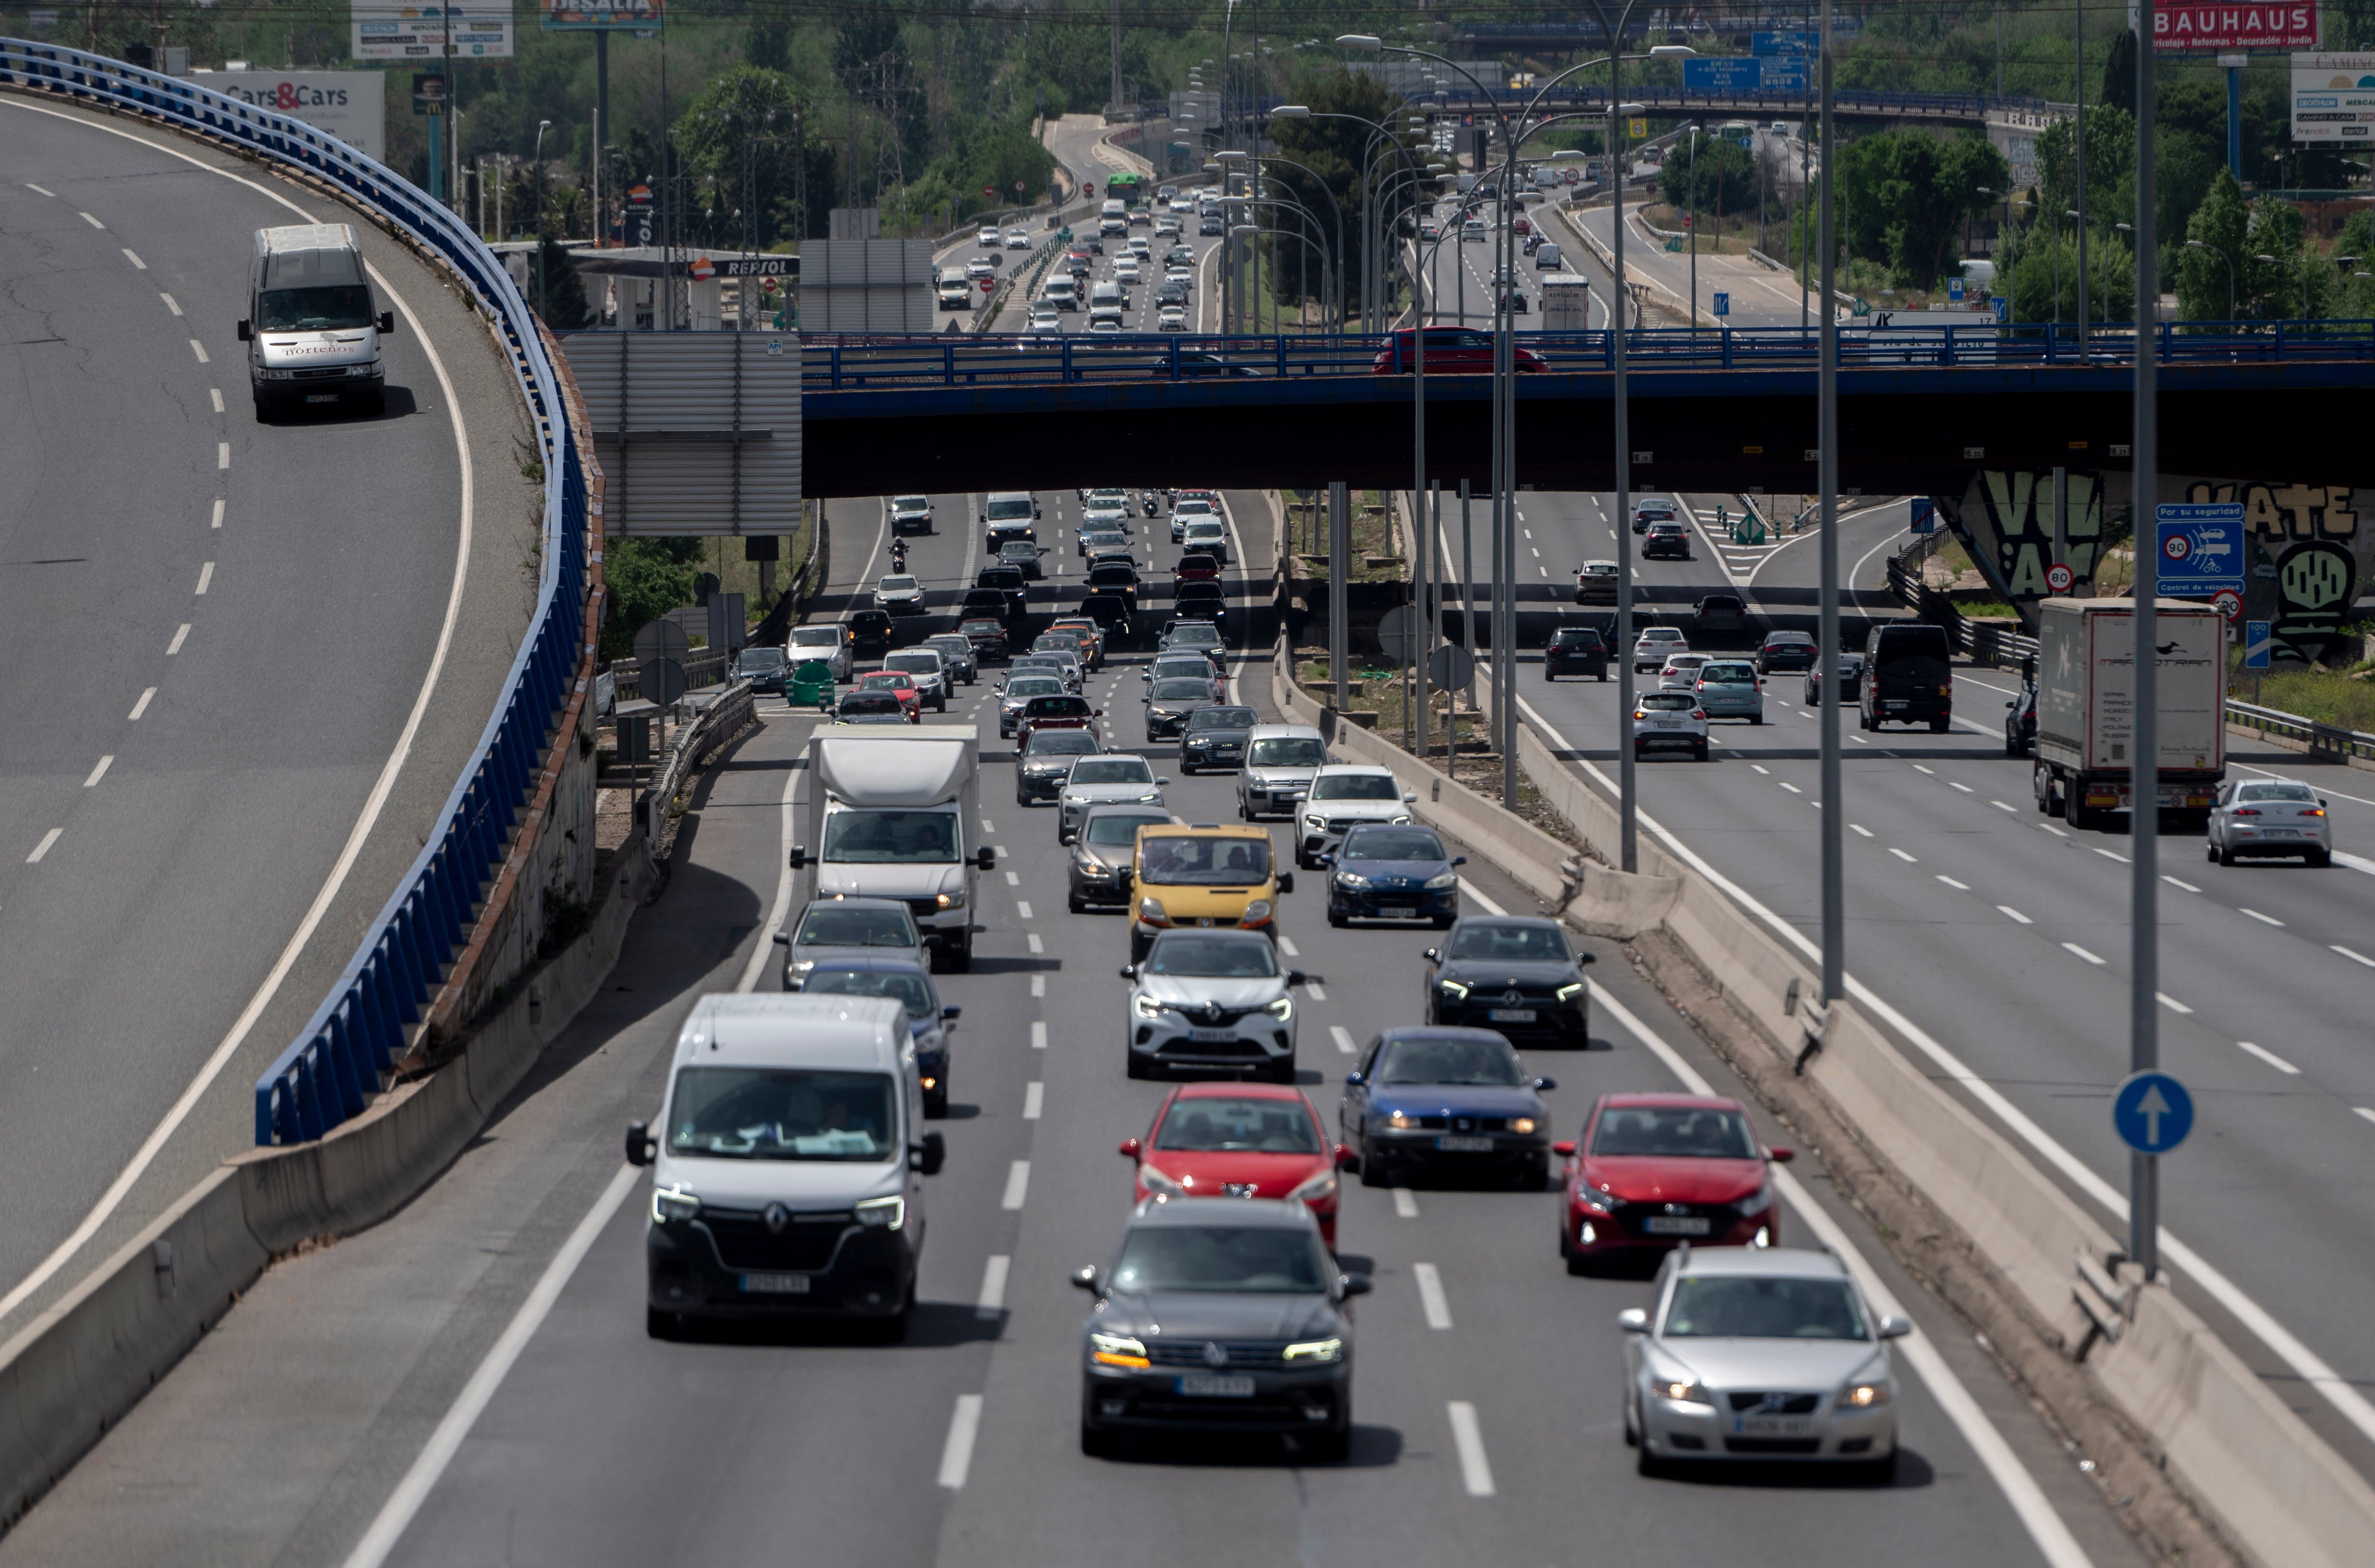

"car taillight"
[2231, 807, 2261, 817]
[1691, 710, 1706, 720]
[2306, 807, 2327, 816]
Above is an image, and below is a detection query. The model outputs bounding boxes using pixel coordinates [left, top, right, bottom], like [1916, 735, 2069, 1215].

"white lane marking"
[1888, 847, 1916, 862]
[188, 339, 207, 362]
[24, 182, 54, 196]
[2237, 1040, 2299, 1074]
[159, 291, 182, 316]
[0, 140, 478, 1321]
[2162, 876, 2199, 893]
[1849, 823, 1872, 837]
[1948, 781, 1975, 794]
[1777, 782, 1802, 794]
[193, 561, 213, 595]
[166, 623, 190, 654]
[82, 756, 113, 788]
[337, 1161, 639, 1568]
[1302, 981, 1327, 1001]
[1023, 1081, 1044, 1119]
[733, 757, 805, 993]
[128, 687, 156, 721]
[1027, 933, 1044, 954]
[1392, 1187, 1419, 1218]
[2039, 823, 2068, 838]
[2355, 1108, 2375, 1128]
[1750, 764, 1769, 775]
[2240, 907, 2283, 927]
[2337, 852, 2375, 877]
[2062, 943, 2105, 966]
[122, 246, 145, 268]
[1004, 869, 1021, 886]
[937, 1395, 985, 1488]
[209, 387, 223, 413]
[27, 829, 63, 864]
[1330, 1026, 1356, 1055]
[1001, 1160, 1031, 1209]
[1030, 975, 1045, 998]
[1849, 734, 1868, 745]
[980, 817, 995, 832]
[2092, 847, 2128, 863]
[2333, 945, 2375, 968]
[1587, 979, 2096, 1568]
[1992, 800, 2017, 813]
[1998, 906, 2031, 924]
[1936, 875, 1969, 890]
[1277, 935, 1300, 957]
[1446, 1402, 1496, 1497]
[2156, 992, 2193, 1015]
[216, 442, 228, 470]
[78, 209, 104, 228]
[1913, 765, 1935, 775]
[1413, 1262, 1454, 1330]
[1030, 1021, 1047, 1050]
[1458, 878, 1506, 916]
[1016, 900, 1033, 919]
[976, 1256, 1011, 1319]
[210, 498, 225, 529]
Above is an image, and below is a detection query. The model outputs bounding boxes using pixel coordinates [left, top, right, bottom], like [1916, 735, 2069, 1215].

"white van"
[237, 223, 393, 419]
[1100, 198, 1129, 236]
[630, 992, 945, 1339]
[1091, 279, 1127, 312]
[1042, 274, 1079, 311]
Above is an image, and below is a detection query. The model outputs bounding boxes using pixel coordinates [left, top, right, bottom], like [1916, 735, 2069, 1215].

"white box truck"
[1539, 273, 1593, 331]
[2032, 597, 2226, 831]
[789, 727, 991, 970]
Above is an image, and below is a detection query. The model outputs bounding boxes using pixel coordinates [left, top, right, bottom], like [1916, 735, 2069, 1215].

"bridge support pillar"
[1329, 480, 1350, 709]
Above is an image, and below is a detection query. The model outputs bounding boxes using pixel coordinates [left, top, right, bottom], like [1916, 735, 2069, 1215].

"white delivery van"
[790, 726, 993, 970]
[1042, 274, 1080, 312]
[237, 224, 394, 419]
[630, 992, 945, 1340]
[1100, 198, 1129, 236]
[936, 266, 972, 311]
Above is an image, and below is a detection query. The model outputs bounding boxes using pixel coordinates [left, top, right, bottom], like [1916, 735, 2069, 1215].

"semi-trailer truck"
[789, 727, 992, 970]
[2031, 597, 2226, 832]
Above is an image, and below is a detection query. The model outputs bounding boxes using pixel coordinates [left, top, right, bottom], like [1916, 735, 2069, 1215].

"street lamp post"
[1816, 0, 1843, 1014]
[533, 118, 552, 323]
[1687, 124, 1701, 340]
[2128, 4, 2162, 1284]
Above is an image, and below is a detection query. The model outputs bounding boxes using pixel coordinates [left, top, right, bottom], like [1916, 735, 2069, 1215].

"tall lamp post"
[532, 118, 552, 322]
[1815, 0, 1843, 1014]
[2127, 4, 2163, 1284]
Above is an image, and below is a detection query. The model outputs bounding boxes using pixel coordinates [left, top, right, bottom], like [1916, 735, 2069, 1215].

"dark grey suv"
[1074, 1198, 1369, 1460]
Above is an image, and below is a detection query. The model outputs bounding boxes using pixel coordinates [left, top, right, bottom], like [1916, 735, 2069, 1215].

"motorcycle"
[888, 540, 909, 573]
[1142, 489, 1161, 517]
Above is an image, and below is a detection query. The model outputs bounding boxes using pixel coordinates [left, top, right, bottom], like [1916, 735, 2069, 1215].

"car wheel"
[1432, 913, 1457, 930]
[1080, 1414, 1123, 1459]
[1637, 1442, 1666, 1478]
[1069, 890, 1089, 914]
[1929, 716, 1950, 733]
[2217, 841, 2236, 867]
[2310, 847, 2333, 867]
[2005, 729, 2021, 757]
[1860, 1449, 1900, 1487]
[1125, 1048, 1151, 1079]
[925, 1088, 949, 1119]
[1623, 1396, 1641, 1446]
[1599, 671, 1609, 682]
[1303, 1425, 1351, 1464]
[1692, 742, 1708, 761]
[1544, 670, 1557, 682]
[1520, 1154, 1549, 1190]
[646, 1307, 679, 1340]
[1358, 1139, 1387, 1188]
[1266, 1053, 1297, 1085]
[1327, 904, 1349, 928]
[2205, 839, 2218, 862]
[1750, 713, 1762, 725]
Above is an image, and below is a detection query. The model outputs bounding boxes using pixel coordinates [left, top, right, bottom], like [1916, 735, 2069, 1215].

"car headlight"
[1138, 793, 1161, 803]
[1138, 897, 1168, 923]
[938, 890, 966, 909]
[1241, 899, 1273, 924]
[1091, 1332, 1150, 1369]
[1132, 992, 1163, 1019]
[855, 1195, 907, 1230]
[1303, 813, 1326, 828]
[1285, 1168, 1336, 1203]
[651, 1186, 701, 1225]
[1437, 979, 1470, 1000]
[1335, 871, 1370, 890]
[1576, 1184, 1624, 1213]
[1736, 1183, 1776, 1217]
[791, 959, 817, 975]
[1556, 982, 1585, 1003]
[1838, 1379, 1893, 1409]
[1387, 1110, 1416, 1129]
[1282, 1336, 1344, 1363]
[1390, 814, 1413, 825]
[1138, 1162, 1185, 1195]
[1653, 1378, 1713, 1407]
[1511, 1117, 1537, 1135]
[1265, 994, 1294, 1020]
[1422, 870, 1458, 890]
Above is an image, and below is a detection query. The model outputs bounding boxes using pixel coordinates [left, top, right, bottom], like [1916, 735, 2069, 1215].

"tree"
[602, 539, 702, 657]
[675, 67, 806, 251]
[533, 236, 596, 329]
[2100, 28, 2137, 115]
[1835, 129, 2007, 289]
[2001, 225, 2136, 323]
[1268, 68, 1427, 314]
[2036, 104, 2134, 235]
[1658, 133, 1756, 219]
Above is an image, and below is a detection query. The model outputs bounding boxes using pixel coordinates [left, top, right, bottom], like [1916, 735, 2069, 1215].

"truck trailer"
[789, 726, 991, 970]
[2031, 597, 2226, 832]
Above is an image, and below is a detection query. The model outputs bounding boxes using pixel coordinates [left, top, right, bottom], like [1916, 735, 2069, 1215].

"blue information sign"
[1910, 498, 1936, 535]
[2154, 502, 2245, 595]
[1760, 60, 1809, 94]
[1711, 291, 1729, 317]
[2242, 620, 2273, 670]
[1753, 30, 1814, 54]
[1684, 57, 1765, 93]
[2111, 1071, 2194, 1155]
[1991, 296, 2009, 323]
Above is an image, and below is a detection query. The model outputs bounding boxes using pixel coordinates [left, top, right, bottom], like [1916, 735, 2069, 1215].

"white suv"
[1296, 765, 1416, 868]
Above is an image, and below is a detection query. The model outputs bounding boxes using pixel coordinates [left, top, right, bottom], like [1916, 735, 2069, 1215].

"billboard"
[351, 3, 515, 61]
[200, 69, 386, 158]
[2292, 52, 2375, 140]
[2153, 2, 2320, 52]
[540, 0, 663, 28]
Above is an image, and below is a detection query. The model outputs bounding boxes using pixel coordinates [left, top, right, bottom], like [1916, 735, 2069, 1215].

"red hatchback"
[1372, 326, 1548, 375]
[1553, 1093, 1792, 1272]
[858, 670, 922, 719]
[1119, 1083, 1350, 1248]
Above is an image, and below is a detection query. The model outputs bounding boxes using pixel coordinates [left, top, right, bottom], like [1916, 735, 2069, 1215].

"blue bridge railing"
[0, 38, 594, 1146]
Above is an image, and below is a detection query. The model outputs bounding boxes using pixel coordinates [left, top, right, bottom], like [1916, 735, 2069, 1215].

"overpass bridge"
[1407, 81, 2045, 128]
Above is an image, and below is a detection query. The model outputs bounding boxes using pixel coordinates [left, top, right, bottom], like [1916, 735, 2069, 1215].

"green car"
[1692, 659, 1766, 724]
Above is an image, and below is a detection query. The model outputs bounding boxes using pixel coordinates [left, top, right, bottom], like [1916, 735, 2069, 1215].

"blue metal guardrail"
[1401, 84, 2038, 119]
[0, 39, 592, 1146]
[800, 319, 2375, 391]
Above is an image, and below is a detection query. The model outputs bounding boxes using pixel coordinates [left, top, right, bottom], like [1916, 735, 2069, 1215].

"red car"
[1553, 1093, 1793, 1273]
[1119, 1083, 1351, 1247]
[1014, 691, 1100, 746]
[1372, 326, 1548, 375]
[1171, 551, 1220, 593]
[858, 670, 922, 719]
[960, 616, 1010, 662]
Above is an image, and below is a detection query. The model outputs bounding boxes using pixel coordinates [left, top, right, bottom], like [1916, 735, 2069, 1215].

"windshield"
[1700, 663, 1754, 682]
[1167, 626, 1222, 647]
[859, 673, 912, 691]
[1140, 836, 1272, 886]
[1341, 828, 1444, 862]
[1593, 1104, 1757, 1158]
[821, 810, 957, 865]
[893, 495, 929, 511]
[1110, 1225, 1329, 1294]
[1375, 1034, 1527, 1086]
[1663, 1275, 1868, 1341]
[1156, 1097, 1322, 1153]
[735, 648, 786, 671]
[884, 654, 939, 674]
[1873, 629, 1951, 679]
[1188, 707, 1256, 731]
[1185, 521, 1224, 537]
[1086, 812, 1167, 846]
[2239, 782, 2317, 802]
[1640, 693, 1695, 711]
[1025, 731, 1099, 757]
[792, 626, 842, 645]
[1025, 697, 1092, 719]
[1248, 737, 1325, 768]
[1145, 933, 1279, 975]
[961, 620, 1002, 637]
[1641, 628, 1682, 642]
[799, 968, 933, 1016]
[1151, 680, 1213, 700]
[795, 906, 918, 946]
[667, 1067, 895, 1162]
[1446, 922, 1570, 963]
[987, 498, 1035, 520]
[1069, 758, 1153, 785]
[1007, 679, 1063, 699]
[256, 284, 374, 332]
[1310, 774, 1400, 802]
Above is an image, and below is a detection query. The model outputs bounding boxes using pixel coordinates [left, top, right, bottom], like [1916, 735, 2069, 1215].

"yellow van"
[1129, 823, 1292, 963]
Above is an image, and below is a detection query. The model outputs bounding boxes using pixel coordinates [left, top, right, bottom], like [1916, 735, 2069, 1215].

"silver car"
[772, 897, 933, 989]
[1122, 928, 1307, 1083]
[879, 649, 951, 710]
[1057, 754, 1169, 842]
[921, 633, 978, 685]
[1295, 764, 1416, 868]
[1623, 1246, 1910, 1480]
[1238, 724, 1330, 821]
[2208, 777, 2333, 866]
[788, 622, 854, 682]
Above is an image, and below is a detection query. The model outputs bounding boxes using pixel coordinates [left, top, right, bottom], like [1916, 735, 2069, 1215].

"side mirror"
[788, 845, 808, 869]
[942, 1005, 962, 1021]
[1118, 963, 1137, 979]
[236, 318, 253, 341]
[1552, 1140, 1577, 1157]
[1335, 1143, 1357, 1170]
[1316, 853, 1336, 868]
[1156, 777, 1171, 786]
[1344, 1070, 1365, 1086]
[1287, 970, 1310, 988]
[771, 932, 791, 947]
[377, 310, 396, 334]
[911, 1132, 947, 1175]
[975, 846, 997, 870]
[1118, 1136, 1142, 1159]
[1403, 791, 1418, 803]
[1534, 1076, 1558, 1091]
[1070, 1266, 1102, 1294]
[1578, 952, 1598, 965]
[2005, 699, 2014, 708]
[625, 1121, 655, 1166]
[1336, 1273, 1374, 1299]
[1617, 1307, 1650, 1334]
[1277, 871, 1294, 895]
[1879, 1315, 1913, 1340]
[1768, 1147, 1796, 1163]
[1423, 947, 1440, 963]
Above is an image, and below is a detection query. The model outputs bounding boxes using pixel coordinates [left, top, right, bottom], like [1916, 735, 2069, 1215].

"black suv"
[847, 608, 894, 655]
[1860, 622, 1954, 733]
[976, 564, 1029, 618]
[1693, 593, 1748, 637]
[1642, 521, 1691, 560]
[1086, 561, 1140, 610]
[1543, 626, 1610, 681]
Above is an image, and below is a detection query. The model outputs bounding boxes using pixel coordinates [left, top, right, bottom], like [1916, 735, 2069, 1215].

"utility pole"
[2075, 0, 2090, 352]
[1818, 0, 1844, 1014]
[2128, 0, 2162, 1283]
[1110, 0, 1124, 115]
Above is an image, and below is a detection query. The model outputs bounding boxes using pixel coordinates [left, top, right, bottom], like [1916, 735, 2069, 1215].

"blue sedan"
[1322, 823, 1466, 928]
[1339, 1027, 1557, 1189]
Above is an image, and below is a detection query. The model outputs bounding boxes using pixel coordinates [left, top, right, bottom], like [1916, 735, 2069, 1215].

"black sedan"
[1803, 652, 1868, 706]
[1322, 824, 1464, 928]
[1423, 916, 1595, 1048]
[1543, 626, 1609, 682]
[1757, 631, 1817, 674]
[1179, 703, 1257, 774]
[1340, 1027, 1557, 1189]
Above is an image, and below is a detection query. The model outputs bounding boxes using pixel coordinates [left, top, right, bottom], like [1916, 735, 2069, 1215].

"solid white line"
[2239, 907, 2283, 927]
[210, 498, 225, 529]
[1031, 1021, 1047, 1050]
[1023, 1081, 1044, 1119]
[1445, 1402, 1496, 1497]
[2156, 992, 2193, 1016]
[123, 247, 145, 268]
[1888, 847, 1916, 863]
[188, 338, 207, 362]
[27, 829, 63, 864]
[2236, 1041, 2299, 1075]
[78, 210, 104, 228]
[937, 1394, 985, 1488]
[193, 561, 213, 595]
[2333, 945, 2375, 969]
[1016, 900, 1033, 919]
[1587, 980, 2094, 1568]
[732, 762, 804, 995]
[1998, 906, 2032, 924]
[128, 687, 156, 721]
[1001, 1160, 1030, 1209]
[1413, 1262, 1454, 1329]
[2062, 943, 2105, 966]
[338, 1161, 639, 1568]
[1936, 875, 1969, 890]
[1330, 1025, 1356, 1055]
[166, 623, 190, 655]
[82, 756, 112, 788]
[1392, 1187, 1419, 1218]
[976, 1255, 1011, 1319]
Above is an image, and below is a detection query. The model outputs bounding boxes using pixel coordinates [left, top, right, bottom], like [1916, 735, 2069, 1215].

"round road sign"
[2162, 531, 2193, 564]
[983, 183, 995, 198]
[2045, 562, 2074, 594]
[1428, 643, 1478, 691]
[979, 276, 996, 293]
[2212, 588, 2245, 622]
[1376, 605, 1423, 664]
[2111, 1071, 2194, 1155]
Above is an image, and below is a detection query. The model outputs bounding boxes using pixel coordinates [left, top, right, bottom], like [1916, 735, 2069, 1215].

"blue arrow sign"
[2243, 620, 2272, 670]
[1711, 291, 1729, 317]
[2112, 1071, 2194, 1155]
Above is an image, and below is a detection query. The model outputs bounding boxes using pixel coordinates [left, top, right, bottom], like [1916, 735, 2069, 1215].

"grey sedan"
[1144, 676, 1219, 742]
[1057, 755, 1169, 842]
[771, 896, 933, 988]
[1068, 805, 1176, 912]
[1179, 703, 1257, 774]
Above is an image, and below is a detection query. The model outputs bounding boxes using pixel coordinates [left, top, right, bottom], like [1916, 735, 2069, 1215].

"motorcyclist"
[889, 537, 909, 572]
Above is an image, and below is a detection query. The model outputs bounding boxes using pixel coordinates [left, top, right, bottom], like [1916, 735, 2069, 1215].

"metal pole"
[1496, 127, 1519, 808]
[1612, 93, 1638, 872]
[1330, 479, 1350, 710]
[1460, 480, 1475, 657]
[1688, 126, 1699, 338]
[1818, 0, 1843, 1008]
[2074, 0, 2089, 351]
[2129, 11, 2161, 1283]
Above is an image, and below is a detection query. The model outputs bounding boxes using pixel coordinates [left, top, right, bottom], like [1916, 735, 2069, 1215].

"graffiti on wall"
[2185, 481, 2361, 665]
[1940, 469, 2105, 611]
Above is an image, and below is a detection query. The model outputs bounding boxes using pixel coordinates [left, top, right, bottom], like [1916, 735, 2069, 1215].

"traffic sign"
[983, 183, 995, 198]
[1711, 291, 1729, 317]
[2212, 587, 2244, 622]
[1992, 296, 2009, 323]
[1376, 605, 1423, 664]
[2046, 561, 2074, 594]
[1910, 498, 1935, 535]
[1948, 276, 1966, 301]
[1628, 116, 1647, 140]
[1428, 643, 1477, 691]
[2154, 502, 2244, 595]
[2242, 619, 2273, 669]
[2111, 1071, 2194, 1155]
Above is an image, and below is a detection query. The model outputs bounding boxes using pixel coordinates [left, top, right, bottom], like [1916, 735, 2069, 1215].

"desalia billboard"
[2154, 3, 2321, 52]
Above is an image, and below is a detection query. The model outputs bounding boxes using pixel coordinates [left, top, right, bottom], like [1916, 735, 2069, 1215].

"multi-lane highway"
[2, 470, 2158, 1568]
[0, 99, 535, 1336]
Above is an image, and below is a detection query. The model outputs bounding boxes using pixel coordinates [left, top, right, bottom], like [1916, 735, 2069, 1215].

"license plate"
[305, 393, 341, 403]
[1642, 1216, 1710, 1237]
[1884, 701, 1908, 709]
[1176, 1374, 1255, 1398]
[740, 1272, 811, 1294]
[1487, 1007, 1536, 1022]
[1188, 1027, 1238, 1042]
[1378, 906, 1417, 919]
[2260, 828, 2297, 837]
[1436, 1135, 1495, 1152]
[1734, 1416, 1814, 1436]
